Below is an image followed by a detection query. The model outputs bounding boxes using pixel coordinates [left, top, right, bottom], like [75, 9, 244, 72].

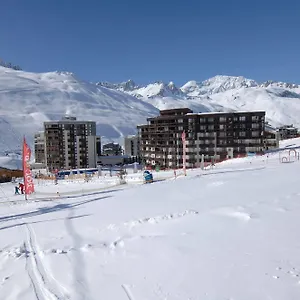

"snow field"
[0, 141, 300, 299]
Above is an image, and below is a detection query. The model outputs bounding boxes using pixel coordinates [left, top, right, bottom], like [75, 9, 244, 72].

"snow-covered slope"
[1, 66, 300, 160]
[181, 75, 258, 96]
[208, 86, 300, 126]
[0, 67, 158, 154]
[102, 75, 300, 128]
[1, 146, 300, 299]
[96, 79, 138, 92]
[130, 81, 185, 98]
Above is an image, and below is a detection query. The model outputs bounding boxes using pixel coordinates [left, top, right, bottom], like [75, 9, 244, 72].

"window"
[219, 132, 226, 137]
[178, 126, 183, 131]
[200, 118, 206, 123]
[200, 125, 206, 130]
[252, 123, 260, 129]
[252, 131, 259, 137]
[220, 124, 225, 130]
[219, 117, 226, 122]
[252, 116, 259, 121]
[239, 131, 246, 137]
[239, 116, 246, 122]
[208, 117, 214, 123]
[178, 119, 183, 123]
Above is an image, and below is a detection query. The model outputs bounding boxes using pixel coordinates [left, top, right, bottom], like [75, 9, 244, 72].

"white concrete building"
[124, 135, 140, 157]
[44, 116, 99, 171]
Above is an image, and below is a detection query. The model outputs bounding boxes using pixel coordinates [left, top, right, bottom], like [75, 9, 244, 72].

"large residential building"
[277, 125, 298, 140]
[44, 116, 98, 171]
[124, 135, 140, 157]
[137, 108, 273, 169]
[34, 131, 46, 164]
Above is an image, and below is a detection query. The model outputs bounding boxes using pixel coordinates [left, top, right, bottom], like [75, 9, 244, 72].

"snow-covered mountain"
[1, 65, 300, 161]
[101, 75, 300, 127]
[0, 67, 158, 154]
[96, 79, 138, 92]
[97, 80, 185, 99]
[181, 75, 258, 96]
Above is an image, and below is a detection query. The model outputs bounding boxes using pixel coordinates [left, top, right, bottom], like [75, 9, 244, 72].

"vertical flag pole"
[22, 136, 27, 201]
[182, 131, 187, 176]
[22, 136, 35, 200]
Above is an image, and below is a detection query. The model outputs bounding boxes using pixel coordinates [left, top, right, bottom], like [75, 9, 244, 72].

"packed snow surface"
[1, 139, 300, 299]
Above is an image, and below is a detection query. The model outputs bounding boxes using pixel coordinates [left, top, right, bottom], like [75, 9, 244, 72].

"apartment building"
[102, 142, 122, 156]
[44, 116, 98, 171]
[34, 131, 46, 164]
[277, 125, 298, 140]
[124, 135, 140, 157]
[137, 108, 270, 169]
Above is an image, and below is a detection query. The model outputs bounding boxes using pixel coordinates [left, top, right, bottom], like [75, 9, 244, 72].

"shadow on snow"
[0, 188, 120, 227]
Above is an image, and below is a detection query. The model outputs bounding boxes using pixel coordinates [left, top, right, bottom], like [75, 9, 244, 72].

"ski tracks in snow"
[64, 207, 92, 300]
[122, 284, 136, 300]
[5, 204, 69, 300]
[24, 223, 69, 300]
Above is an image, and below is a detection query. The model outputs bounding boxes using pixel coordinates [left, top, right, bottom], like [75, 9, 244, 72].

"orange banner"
[23, 137, 35, 195]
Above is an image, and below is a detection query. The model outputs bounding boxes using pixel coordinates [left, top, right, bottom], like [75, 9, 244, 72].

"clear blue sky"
[1, 0, 300, 85]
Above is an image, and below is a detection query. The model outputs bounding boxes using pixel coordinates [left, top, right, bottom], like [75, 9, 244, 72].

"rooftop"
[186, 110, 266, 116]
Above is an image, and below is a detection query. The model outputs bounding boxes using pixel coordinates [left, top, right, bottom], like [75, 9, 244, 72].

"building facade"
[96, 136, 101, 156]
[102, 142, 122, 156]
[44, 116, 98, 171]
[34, 131, 46, 164]
[138, 108, 270, 169]
[264, 124, 280, 150]
[277, 125, 298, 140]
[124, 135, 140, 157]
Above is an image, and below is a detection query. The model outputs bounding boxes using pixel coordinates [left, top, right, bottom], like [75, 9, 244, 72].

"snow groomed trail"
[1, 150, 300, 299]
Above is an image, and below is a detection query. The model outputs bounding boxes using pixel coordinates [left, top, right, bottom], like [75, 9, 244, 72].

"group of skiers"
[14, 182, 24, 195]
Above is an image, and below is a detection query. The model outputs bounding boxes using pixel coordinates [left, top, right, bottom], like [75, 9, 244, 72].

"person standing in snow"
[19, 183, 24, 194]
[15, 186, 20, 195]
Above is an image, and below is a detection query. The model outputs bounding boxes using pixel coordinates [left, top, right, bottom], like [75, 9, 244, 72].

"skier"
[19, 183, 24, 194]
[143, 170, 153, 183]
[14, 186, 20, 195]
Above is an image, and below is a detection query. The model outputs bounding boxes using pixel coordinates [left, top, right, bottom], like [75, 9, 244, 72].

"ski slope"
[0, 66, 158, 153]
[1, 68, 300, 157]
[0, 140, 300, 299]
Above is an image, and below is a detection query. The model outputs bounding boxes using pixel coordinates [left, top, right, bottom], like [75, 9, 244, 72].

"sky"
[1, 0, 300, 86]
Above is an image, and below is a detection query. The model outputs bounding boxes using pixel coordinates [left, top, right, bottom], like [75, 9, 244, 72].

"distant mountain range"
[1, 64, 300, 160]
[97, 75, 300, 127]
[97, 75, 300, 101]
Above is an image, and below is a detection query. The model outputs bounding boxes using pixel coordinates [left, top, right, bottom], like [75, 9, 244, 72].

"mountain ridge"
[1, 67, 300, 159]
[98, 75, 300, 98]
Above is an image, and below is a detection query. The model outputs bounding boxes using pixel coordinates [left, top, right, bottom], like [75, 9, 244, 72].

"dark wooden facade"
[138, 108, 268, 169]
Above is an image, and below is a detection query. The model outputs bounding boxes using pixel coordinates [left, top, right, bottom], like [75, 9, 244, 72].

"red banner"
[22, 137, 35, 195]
